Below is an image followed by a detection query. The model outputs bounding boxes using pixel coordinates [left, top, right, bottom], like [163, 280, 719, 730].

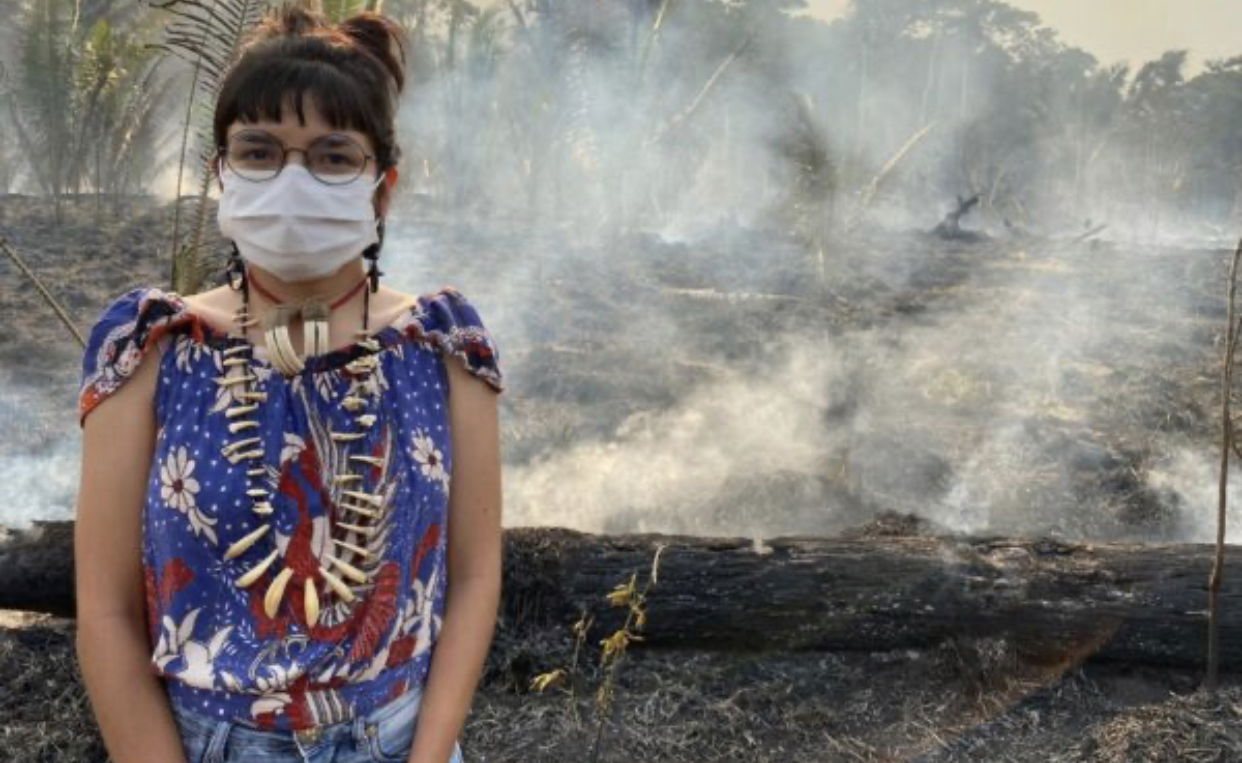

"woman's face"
[217, 93, 395, 217]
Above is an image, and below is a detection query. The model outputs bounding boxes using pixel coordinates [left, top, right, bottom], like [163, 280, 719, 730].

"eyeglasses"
[218, 129, 378, 185]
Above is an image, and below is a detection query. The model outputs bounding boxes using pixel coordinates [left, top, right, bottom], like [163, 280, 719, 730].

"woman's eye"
[315, 153, 362, 170]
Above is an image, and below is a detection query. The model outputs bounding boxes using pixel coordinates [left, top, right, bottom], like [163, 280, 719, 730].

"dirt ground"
[2, 606, 1241, 763]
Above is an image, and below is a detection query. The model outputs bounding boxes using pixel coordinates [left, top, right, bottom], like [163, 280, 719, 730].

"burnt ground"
[3, 597, 1242, 762]
[3, 194, 1242, 760]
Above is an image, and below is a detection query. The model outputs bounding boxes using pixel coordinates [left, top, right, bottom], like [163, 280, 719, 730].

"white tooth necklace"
[217, 264, 389, 625]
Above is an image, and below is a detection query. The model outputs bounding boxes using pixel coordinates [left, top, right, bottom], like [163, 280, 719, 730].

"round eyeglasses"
[219, 129, 378, 185]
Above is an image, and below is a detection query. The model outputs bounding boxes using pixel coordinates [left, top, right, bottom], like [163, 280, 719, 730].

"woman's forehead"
[226, 93, 370, 145]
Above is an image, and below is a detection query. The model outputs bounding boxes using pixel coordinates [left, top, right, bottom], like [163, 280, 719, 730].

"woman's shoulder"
[78, 285, 198, 427]
[408, 285, 505, 394]
[92, 284, 188, 318]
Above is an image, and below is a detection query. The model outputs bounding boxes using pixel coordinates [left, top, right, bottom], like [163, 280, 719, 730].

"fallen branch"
[0, 237, 85, 347]
[7, 519, 1242, 669]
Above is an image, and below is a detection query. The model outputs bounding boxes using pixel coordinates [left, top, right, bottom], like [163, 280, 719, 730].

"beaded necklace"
[217, 260, 390, 625]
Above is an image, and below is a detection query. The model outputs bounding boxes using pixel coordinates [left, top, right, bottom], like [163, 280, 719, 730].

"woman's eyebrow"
[313, 133, 355, 145]
[233, 130, 275, 142]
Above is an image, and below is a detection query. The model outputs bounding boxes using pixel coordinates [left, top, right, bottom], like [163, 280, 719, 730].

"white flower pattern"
[160, 444, 199, 512]
[411, 429, 450, 492]
[173, 334, 205, 373]
[159, 445, 218, 545]
[153, 606, 233, 690]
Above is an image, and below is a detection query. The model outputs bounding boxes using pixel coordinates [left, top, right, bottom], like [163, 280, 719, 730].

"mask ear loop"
[360, 222, 384, 334]
[359, 171, 387, 341]
[226, 241, 248, 293]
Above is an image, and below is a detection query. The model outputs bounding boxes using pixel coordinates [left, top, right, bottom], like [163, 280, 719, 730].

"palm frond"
[147, 0, 275, 293]
[322, 0, 368, 23]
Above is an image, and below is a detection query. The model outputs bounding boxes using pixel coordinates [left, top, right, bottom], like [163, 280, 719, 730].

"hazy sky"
[803, 0, 1240, 74]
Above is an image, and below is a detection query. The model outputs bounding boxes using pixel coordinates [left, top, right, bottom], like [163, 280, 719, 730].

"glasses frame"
[217, 128, 380, 185]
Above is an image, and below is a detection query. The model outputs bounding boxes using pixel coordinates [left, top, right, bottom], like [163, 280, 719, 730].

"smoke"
[0, 372, 80, 530]
[1147, 444, 1242, 545]
[483, 223, 1221, 542]
[503, 332, 839, 538]
[8, 1, 1238, 547]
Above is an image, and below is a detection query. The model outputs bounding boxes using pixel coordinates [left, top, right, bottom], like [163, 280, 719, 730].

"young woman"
[73, 7, 503, 763]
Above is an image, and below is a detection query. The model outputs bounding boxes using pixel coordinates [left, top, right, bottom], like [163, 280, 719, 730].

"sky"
[800, 0, 1241, 75]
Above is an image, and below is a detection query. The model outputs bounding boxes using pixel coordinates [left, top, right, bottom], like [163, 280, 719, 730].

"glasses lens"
[226, 131, 283, 181]
[308, 135, 368, 184]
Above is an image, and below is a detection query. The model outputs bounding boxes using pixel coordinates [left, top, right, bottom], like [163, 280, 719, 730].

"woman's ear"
[376, 166, 398, 218]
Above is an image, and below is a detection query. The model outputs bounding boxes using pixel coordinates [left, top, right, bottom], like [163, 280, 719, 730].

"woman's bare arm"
[75, 339, 188, 763]
[408, 355, 504, 763]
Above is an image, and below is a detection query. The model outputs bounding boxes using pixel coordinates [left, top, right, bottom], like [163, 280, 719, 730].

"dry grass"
[1075, 688, 1242, 763]
[3, 579, 1242, 761]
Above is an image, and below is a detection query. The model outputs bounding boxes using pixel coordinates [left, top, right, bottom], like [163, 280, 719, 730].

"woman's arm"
[408, 354, 504, 763]
[75, 339, 188, 763]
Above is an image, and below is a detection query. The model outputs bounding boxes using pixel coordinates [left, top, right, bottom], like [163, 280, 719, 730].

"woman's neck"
[245, 259, 369, 309]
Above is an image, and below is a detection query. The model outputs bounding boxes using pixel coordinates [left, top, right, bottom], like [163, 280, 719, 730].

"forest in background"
[1, 0, 1239, 248]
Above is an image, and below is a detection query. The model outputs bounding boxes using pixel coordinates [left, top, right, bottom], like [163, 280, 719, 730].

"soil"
[2, 603, 1240, 762]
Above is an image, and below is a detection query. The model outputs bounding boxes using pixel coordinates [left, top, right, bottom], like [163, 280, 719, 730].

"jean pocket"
[172, 711, 213, 763]
[365, 698, 420, 763]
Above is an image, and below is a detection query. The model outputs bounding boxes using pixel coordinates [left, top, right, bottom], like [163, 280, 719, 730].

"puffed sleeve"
[78, 286, 190, 427]
[415, 286, 505, 393]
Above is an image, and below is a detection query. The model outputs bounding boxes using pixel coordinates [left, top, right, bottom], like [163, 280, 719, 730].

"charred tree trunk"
[5, 518, 1240, 669]
[0, 522, 76, 617]
[932, 193, 983, 241]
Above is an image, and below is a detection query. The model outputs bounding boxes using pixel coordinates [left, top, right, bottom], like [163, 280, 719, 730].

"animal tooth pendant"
[302, 300, 331, 358]
[217, 281, 392, 628]
[261, 298, 331, 377]
[303, 576, 320, 625]
[235, 548, 278, 587]
[264, 567, 295, 618]
[224, 524, 270, 559]
[264, 304, 305, 376]
[318, 564, 356, 601]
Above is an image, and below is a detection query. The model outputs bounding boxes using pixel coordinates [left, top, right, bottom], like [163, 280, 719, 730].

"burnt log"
[932, 193, 987, 242]
[503, 523, 1240, 669]
[0, 521, 75, 617]
[5, 518, 1241, 668]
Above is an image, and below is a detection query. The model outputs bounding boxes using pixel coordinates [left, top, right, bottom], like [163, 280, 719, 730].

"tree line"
[2, 0, 1237, 240]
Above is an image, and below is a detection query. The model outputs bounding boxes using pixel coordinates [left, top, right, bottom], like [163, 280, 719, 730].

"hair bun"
[337, 12, 407, 95]
[247, 4, 326, 43]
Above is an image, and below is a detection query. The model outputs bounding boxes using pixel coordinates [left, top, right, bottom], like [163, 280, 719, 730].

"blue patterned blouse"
[77, 285, 503, 731]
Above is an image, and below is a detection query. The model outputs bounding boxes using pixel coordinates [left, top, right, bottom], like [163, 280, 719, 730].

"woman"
[73, 7, 503, 763]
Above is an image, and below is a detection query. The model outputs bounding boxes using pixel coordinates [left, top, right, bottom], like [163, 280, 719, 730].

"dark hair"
[212, 4, 407, 178]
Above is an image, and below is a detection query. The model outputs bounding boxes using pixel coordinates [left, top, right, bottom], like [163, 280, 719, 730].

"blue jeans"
[171, 686, 466, 763]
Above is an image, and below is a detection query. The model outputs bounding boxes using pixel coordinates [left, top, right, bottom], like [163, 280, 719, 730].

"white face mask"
[217, 162, 384, 283]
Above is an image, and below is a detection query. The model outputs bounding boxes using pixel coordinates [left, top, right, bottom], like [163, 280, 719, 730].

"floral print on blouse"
[78, 285, 503, 731]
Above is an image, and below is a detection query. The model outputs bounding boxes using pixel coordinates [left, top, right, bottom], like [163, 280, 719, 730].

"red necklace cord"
[246, 266, 370, 310]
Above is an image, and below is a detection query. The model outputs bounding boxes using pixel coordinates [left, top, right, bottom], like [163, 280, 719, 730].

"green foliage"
[148, 0, 273, 294]
[11, 0, 78, 198]
[322, 0, 370, 22]
[6, 0, 176, 218]
[74, 19, 177, 197]
[8, 0, 1242, 243]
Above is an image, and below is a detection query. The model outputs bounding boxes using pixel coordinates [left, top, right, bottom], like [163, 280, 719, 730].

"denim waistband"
[170, 684, 422, 752]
